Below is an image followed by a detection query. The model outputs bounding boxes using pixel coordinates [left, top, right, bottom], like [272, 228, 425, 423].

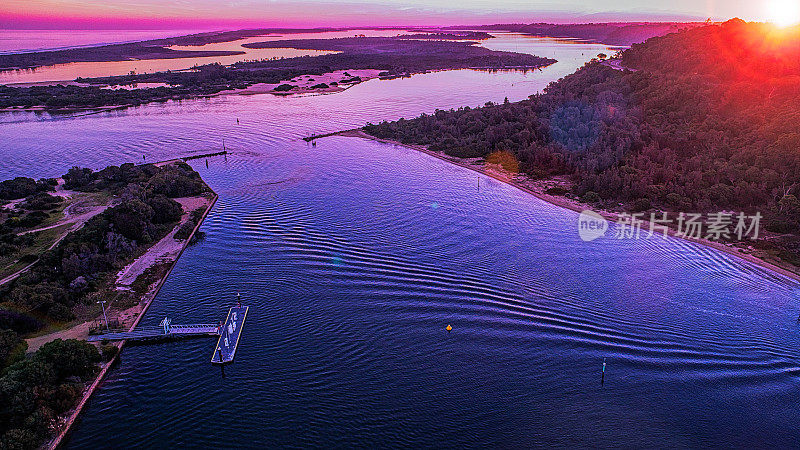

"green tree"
[0, 330, 26, 370]
[146, 195, 183, 224]
[778, 194, 800, 214]
[34, 339, 101, 381]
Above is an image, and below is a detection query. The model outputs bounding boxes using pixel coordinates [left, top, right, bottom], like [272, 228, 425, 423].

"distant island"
[0, 23, 689, 72]
[464, 22, 706, 46]
[0, 33, 555, 110]
[0, 27, 351, 71]
[0, 28, 492, 71]
[360, 20, 800, 275]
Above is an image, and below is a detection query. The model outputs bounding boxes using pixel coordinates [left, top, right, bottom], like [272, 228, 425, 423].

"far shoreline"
[335, 128, 800, 285]
[0, 63, 557, 113]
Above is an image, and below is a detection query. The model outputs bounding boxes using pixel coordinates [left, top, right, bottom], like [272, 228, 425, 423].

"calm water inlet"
[0, 35, 798, 448]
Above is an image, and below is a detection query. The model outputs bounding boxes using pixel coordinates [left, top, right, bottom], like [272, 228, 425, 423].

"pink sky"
[0, 0, 778, 29]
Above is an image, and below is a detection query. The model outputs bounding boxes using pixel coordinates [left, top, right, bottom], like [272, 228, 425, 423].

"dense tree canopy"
[0, 162, 204, 333]
[365, 20, 800, 262]
[366, 21, 799, 210]
[0, 178, 54, 201]
[0, 339, 101, 450]
[0, 162, 206, 448]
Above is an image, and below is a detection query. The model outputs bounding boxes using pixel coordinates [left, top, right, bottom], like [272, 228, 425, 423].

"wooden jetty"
[181, 150, 227, 162]
[211, 305, 249, 364]
[302, 129, 358, 142]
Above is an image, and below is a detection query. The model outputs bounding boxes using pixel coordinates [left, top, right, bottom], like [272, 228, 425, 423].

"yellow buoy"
[446, 324, 452, 332]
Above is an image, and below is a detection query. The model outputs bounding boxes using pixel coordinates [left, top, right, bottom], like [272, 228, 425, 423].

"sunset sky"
[0, 0, 788, 29]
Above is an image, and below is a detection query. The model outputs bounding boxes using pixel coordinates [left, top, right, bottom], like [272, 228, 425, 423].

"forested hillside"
[364, 20, 800, 262]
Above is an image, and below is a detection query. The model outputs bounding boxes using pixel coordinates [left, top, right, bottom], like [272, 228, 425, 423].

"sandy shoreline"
[224, 69, 384, 97]
[338, 129, 800, 284]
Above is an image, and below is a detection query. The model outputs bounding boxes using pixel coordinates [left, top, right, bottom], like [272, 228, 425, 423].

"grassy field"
[0, 223, 72, 280]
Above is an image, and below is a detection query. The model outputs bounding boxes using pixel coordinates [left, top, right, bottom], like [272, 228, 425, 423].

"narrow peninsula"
[0, 157, 219, 449]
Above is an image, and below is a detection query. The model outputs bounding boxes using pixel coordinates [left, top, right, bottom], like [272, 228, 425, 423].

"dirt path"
[0, 224, 73, 286]
[2, 188, 114, 286]
[18, 202, 109, 235]
[25, 195, 214, 351]
[601, 58, 635, 71]
[0, 261, 38, 286]
[25, 322, 92, 353]
[116, 197, 212, 287]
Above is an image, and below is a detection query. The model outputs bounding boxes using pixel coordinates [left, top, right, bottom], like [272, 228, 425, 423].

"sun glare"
[766, 0, 800, 27]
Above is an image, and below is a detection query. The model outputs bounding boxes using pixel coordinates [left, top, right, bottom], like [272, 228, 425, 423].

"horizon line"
[0, 10, 720, 30]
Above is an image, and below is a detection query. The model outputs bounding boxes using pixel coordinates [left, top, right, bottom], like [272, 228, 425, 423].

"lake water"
[1, 35, 799, 447]
[0, 29, 207, 54]
[0, 29, 408, 85]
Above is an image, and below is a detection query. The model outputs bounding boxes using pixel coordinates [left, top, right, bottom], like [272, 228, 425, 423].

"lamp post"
[96, 300, 109, 330]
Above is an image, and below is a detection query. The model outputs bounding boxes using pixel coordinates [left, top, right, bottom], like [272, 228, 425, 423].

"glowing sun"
[766, 0, 800, 27]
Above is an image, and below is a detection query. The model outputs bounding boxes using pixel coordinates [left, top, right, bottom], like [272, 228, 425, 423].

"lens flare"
[766, 0, 800, 27]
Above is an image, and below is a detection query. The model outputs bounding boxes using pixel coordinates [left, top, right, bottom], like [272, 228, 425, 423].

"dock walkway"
[88, 319, 219, 342]
[87, 305, 250, 364]
[211, 306, 249, 364]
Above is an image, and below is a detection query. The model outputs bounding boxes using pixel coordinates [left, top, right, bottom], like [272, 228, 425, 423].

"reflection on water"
[0, 29, 412, 85]
[1, 36, 798, 447]
[0, 66, 607, 178]
[479, 32, 622, 74]
[0, 30, 593, 86]
[0, 46, 334, 86]
[0, 29, 412, 84]
[167, 28, 413, 54]
[0, 29, 207, 54]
